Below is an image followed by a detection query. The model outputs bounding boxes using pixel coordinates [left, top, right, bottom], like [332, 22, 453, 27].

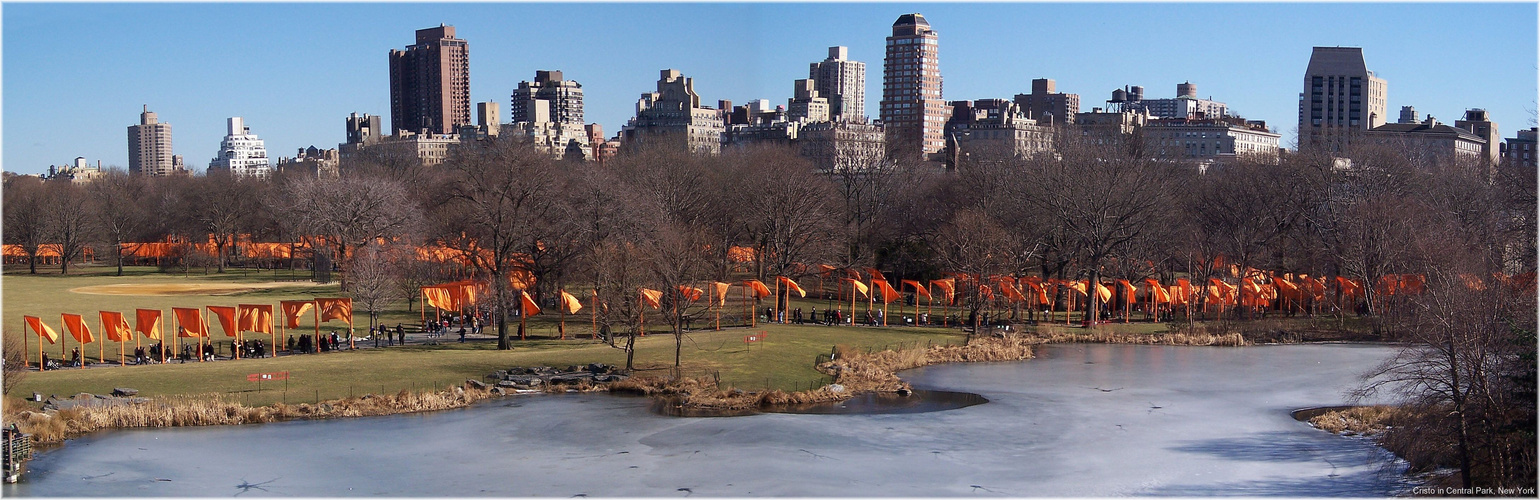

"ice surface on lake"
[5, 344, 1410, 497]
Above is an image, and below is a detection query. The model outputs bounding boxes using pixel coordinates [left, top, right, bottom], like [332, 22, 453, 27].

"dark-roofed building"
[1366, 115, 1487, 161]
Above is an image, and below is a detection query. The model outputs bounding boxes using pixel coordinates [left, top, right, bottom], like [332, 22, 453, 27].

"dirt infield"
[70, 282, 325, 296]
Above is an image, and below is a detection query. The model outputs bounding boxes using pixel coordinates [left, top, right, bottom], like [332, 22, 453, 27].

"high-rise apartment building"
[810, 46, 866, 122]
[127, 106, 181, 176]
[1013, 78, 1080, 126]
[1502, 127, 1536, 169]
[1298, 47, 1387, 151]
[620, 69, 725, 155]
[510, 70, 584, 125]
[389, 25, 470, 135]
[787, 79, 830, 123]
[881, 13, 947, 159]
[208, 117, 273, 179]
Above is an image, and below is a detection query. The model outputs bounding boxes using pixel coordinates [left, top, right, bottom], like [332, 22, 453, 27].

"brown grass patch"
[4, 382, 499, 445]
[1308, 405, 1405, 435]
[1028, 329, 1248, 346]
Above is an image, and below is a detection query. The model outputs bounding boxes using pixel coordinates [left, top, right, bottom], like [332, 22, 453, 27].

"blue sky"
[4, 2, 1536, 175]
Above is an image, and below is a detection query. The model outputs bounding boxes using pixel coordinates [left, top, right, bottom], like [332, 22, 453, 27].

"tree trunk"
[496, 310, 509, 350]
[116, 240, 124, 276]
[1088, 268, 1101, 328]
[625, 331, 637, 372]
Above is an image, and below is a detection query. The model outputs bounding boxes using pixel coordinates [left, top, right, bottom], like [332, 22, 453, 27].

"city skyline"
[3, 2, 1535, 175]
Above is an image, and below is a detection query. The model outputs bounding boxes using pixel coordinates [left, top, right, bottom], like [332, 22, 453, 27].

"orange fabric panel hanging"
[743, 280, 772, 299]
[422, 287, 456, 311]
[1117, 280, 1137, 303]
[844, 269, 863, 281]
[99, 311, 134, 342]
[520, 291, 542, 317]
[778, 277, 806, 298]
[998, 279, 1025, 302]
[930, 278, 955, 302]
[817, 264, 838, 277]
[135, 309, 163, 340]
[865, 268, 886, 283]
[678, 286, 705, 302]
[639, 288, 663, 310]
[711, 282, 731, 306]
[874, 280, 901, 304]
[902, 279, 931, 300]
[208, 306, 238, 337]
[238, 304, 274, 334]
[559, 290, 584, 314]
[316, 298, 353, 323]
[25, 316, 59, 344]
[61, 313, 95, 343]
[978, 284, 995, 301]
[280, 300, 314, 329]
[172, 307, 207, 337]
[844, 278, 869, 298]
[1094, 282, 1112, 303]
[1066, 281, 1088, 297]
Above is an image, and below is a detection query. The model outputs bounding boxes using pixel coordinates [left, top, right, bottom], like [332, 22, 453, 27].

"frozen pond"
[5, 344, 1410, 497]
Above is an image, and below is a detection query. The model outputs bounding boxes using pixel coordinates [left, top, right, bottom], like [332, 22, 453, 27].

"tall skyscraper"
[1013, 78, 1080, 125]
[389, 25, 470, 135]
[1297, 47, 1387, 151]
[881, 13, 946, 159]
[208, 117, 272, 179]
[127, 105, 180, 176]
[811, 46, 865, 122]
[510, 70, 584, 125]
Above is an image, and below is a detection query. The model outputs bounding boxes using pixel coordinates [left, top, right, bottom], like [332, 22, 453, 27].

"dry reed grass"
[1307, 405, 1404, 435]
[4, 382, 500, 445]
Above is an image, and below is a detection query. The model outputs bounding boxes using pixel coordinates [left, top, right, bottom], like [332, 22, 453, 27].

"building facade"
[881, 13, 947, 159]
[1503, 127, 1536, 169]
[208, 117, 273, 179]
[389, 25, 470, 135]
[620, 69, 725, 155]
[46, 157, 104, 183]
[1298, 46, 1387, 151]
[1454, 108, 1500, 166]
[1367, 115, 1488, 161]
[127, 106, 181, 176]
[510, 70, 584, 125]
[1108, 82, 1228, 120]
[810, 46, 866, 122]
[786, 79, 830, 123]
[944, 99, 1053, 169]
[1143, 117, 1281, 161]
[1013, 78, 1080, 126]
[276, 146, 340, 179]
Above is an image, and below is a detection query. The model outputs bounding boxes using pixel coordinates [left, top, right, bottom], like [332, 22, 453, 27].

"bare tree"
[43, 180, 93, 275]
[348, 242, 399, 348]
[285, 173, 423, 286]
[931, 209, 1016, 340]
[88, 170, 149, 276]
[3, 175, 47, 274]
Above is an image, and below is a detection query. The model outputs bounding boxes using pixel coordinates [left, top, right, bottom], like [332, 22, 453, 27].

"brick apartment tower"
[389, 25, 470, 135]
[1297, 47, 1386, 152]
[881, 13, 946, 159]
[127, 105, 177, 176]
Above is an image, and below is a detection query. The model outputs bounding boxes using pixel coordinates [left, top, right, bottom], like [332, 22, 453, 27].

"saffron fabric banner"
[639, 288, 663, 310]
[874, 279, 901, 304]
[61, 313, 94, 343]
[135, 309, 163, 340]
[238, 304, 274, 334]
[520, 291, 541, 317]
[711, 282, 732, 306]
[208, 306, 238, 337]
[559, 290, 584, 314]
[678, 286, 704, 302]
[100, 311, 133, 342]
[280, 301, 314, 329]
[743, 280, 772, 299]
[316, 298, 353, 323]
[778, 277, 806, 297]
[172, 307, 207, 337]
[25, 316, 59, 344]
[902, 280, 931, 300]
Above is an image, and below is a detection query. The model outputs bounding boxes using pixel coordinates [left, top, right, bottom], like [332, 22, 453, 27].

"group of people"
[370, 324, 408, 345]
[421, 313, 485, 342]
[286, 331, 351, 353]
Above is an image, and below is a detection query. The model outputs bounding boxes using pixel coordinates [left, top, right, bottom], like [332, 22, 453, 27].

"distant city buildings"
[810, 46, 866, 122]
[1454, 108, 1500, 166]
[944, 99, 1052, 169]
[45, 157, 104, 183]
[276, 146, 340, 179]
[1503, 127, 1536, 169]
[389, 25, 471, 135]
[1366, 115, 1488, 161]
[1107, 82, 1229, 120]
[1013, 78, 1080, 126]
[127, 106, 183, 176]
[1144, 117, 1280, 161]
[1298, 46, 1387, 151]
[510, 70, 584, 125]
[620, 69, 726, 155]
[207, 117, 273, 179]
[881, 13, 948, 160]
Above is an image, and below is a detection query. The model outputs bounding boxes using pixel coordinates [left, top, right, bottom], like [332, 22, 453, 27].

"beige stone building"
[944, 99, 1053, 169]
[620, 69, 725, 155]
[1298, 47, 1387, 152]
